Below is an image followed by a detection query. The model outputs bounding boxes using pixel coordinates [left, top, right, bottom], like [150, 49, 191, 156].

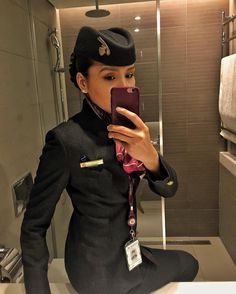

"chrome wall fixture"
[48, 28, 67, 123]
[48, 28, 65, 73]
[221, 11, 236, 57]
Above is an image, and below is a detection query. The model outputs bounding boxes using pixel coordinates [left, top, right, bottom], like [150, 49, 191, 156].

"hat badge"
[97, 36, 111, 56]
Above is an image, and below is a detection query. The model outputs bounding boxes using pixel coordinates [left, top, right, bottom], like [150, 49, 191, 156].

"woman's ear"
[76, 72, 88, 93]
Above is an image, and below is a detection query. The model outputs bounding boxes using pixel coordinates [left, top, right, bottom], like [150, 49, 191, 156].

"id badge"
[124, 238, 142, 271]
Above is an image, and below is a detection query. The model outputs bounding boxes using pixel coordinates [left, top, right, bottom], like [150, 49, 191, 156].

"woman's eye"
[126, 73, 135, 78]
[104, 75, 115, 81]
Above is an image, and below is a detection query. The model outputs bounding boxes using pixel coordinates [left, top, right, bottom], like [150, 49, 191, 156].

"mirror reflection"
[0, 0, 236, 293]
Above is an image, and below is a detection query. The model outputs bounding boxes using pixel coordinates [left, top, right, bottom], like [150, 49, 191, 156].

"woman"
[21, 26, 198, 294]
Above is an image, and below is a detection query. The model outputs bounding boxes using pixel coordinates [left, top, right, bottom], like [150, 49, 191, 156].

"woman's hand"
[107, 107, 161, 176]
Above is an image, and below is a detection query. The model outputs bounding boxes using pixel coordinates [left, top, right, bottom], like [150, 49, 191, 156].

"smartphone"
[111, 87, 140, 129]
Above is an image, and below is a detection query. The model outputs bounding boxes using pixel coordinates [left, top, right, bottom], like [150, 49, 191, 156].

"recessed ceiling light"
[135, 16, 141, 21]
[134, 28, 140, 33]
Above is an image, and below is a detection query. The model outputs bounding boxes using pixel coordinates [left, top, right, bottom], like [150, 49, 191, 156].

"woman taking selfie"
[21, 26, 198, 294]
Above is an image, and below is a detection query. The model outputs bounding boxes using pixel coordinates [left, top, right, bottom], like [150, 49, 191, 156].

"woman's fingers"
[115, 107, 145, 129]
[108, 131, 133, 143]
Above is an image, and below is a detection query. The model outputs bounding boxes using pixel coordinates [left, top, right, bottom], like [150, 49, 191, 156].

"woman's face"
[77, 62, 136, 113]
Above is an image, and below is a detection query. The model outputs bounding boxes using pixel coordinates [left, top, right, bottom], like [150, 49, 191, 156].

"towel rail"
[222, 13, 236, 26]
[221, 11, 236, 57]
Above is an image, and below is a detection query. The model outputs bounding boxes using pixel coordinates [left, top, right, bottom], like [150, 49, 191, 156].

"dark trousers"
[130, 249, 199, 294]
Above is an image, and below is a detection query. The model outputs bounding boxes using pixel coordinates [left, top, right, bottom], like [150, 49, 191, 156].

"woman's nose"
[116, 77, 129, 87]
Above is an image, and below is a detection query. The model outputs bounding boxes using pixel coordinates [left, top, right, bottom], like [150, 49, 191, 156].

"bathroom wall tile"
[164, 152, 189, 209]
[36, 62, 58, 133]
[0, 104, 42, 167]
[140, 94, 159, 122]
[166, 208, 219, 236]
[187, 173, 219, 209]
[187, 24, 222, 62]
[191, 209, 219, 236]
[161, 27, 187, 65]
[0, 212, 24, 250]
[162, 92, 187, 123]
[60, 34, 76, 59]
[131, 28, 157, 50]
[187, 122, 222, 153]
[187, 60, 221, 91]
[135, 62, 158, 95]
[120, 1, 156, 30]
[165, 209, 192, 236]
[34, 18, 51, 64]
[160, 0, 187, 28]
[163, 123, 188, 154]
[187, 0, 229, 26]
[37, 62, 56, 103]
[165, 180, 189, 209]
[186, 88, 220, 123]
[135, 47, 158, 63]
[161, 27, 187, 93]
[162, 62, 187, 94]
[186, 150, 223, 209]
[187, 150, 220, 171]
[10, 0, 28, 10]
[0, 0, 32, 58]
[67, 99, 81, 117]
[0, 51, 37, 108]
[219, 165, 236, 264]
[164, 152, 189, 179]
[186, 24, 223, 92]
[40, 100, 58, 134]
[0, 170, 16, 235]
[31, 0, 56, 27]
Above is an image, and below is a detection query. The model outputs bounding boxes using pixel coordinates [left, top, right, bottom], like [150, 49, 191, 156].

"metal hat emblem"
[97, 36, 111, 56]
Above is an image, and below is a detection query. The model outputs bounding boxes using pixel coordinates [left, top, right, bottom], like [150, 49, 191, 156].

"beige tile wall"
[219, 164, 236, 264]
[161, 0, 228, 236]
[0, 0, 58, 256]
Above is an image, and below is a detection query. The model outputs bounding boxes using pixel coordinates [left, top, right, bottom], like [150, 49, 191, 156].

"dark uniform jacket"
[20, 99, 178, 294]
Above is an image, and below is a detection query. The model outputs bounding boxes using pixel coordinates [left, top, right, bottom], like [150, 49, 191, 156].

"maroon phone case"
[111, 87, 140, 129]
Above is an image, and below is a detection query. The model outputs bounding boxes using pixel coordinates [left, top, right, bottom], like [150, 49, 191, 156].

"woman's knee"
[176, 250, 199, 281]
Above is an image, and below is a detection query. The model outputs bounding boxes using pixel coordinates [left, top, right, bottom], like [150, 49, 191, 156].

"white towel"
[219, 54, 236, 142]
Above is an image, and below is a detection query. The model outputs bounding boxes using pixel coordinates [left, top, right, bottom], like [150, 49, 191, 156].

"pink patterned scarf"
[86, 96, 146, 176]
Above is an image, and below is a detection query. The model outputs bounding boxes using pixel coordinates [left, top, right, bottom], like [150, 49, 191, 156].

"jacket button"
[166, 180, 174, 186]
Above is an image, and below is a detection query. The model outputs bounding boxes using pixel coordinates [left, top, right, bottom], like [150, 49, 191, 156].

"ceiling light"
[134, 28, 140, 33]
[134, 16, 141, 21]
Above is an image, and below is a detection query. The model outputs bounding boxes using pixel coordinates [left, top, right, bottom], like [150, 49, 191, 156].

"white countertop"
[1, 282, 236, 294]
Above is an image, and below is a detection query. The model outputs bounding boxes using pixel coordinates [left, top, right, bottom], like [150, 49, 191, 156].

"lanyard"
[127, 175, 136, 240]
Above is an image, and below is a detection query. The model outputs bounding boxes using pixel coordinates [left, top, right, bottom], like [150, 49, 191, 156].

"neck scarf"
[85, 96, 145, 175]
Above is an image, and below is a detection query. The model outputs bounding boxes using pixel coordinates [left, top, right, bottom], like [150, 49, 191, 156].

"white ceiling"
[48, 0, 153, 9]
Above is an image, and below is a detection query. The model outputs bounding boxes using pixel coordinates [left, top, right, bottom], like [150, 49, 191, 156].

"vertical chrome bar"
[222, 11, 226, 58]
[156, 0, 166, 250]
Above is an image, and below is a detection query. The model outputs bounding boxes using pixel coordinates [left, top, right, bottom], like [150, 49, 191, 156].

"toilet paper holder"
[0, 247, 23, 283]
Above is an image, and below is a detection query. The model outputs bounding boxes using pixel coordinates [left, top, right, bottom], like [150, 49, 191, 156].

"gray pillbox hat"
[73, 26, 136, 66]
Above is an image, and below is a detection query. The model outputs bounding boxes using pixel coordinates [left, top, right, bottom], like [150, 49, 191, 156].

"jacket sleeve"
[20, 129, 70, 294]
[144, 153, 178, 197]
